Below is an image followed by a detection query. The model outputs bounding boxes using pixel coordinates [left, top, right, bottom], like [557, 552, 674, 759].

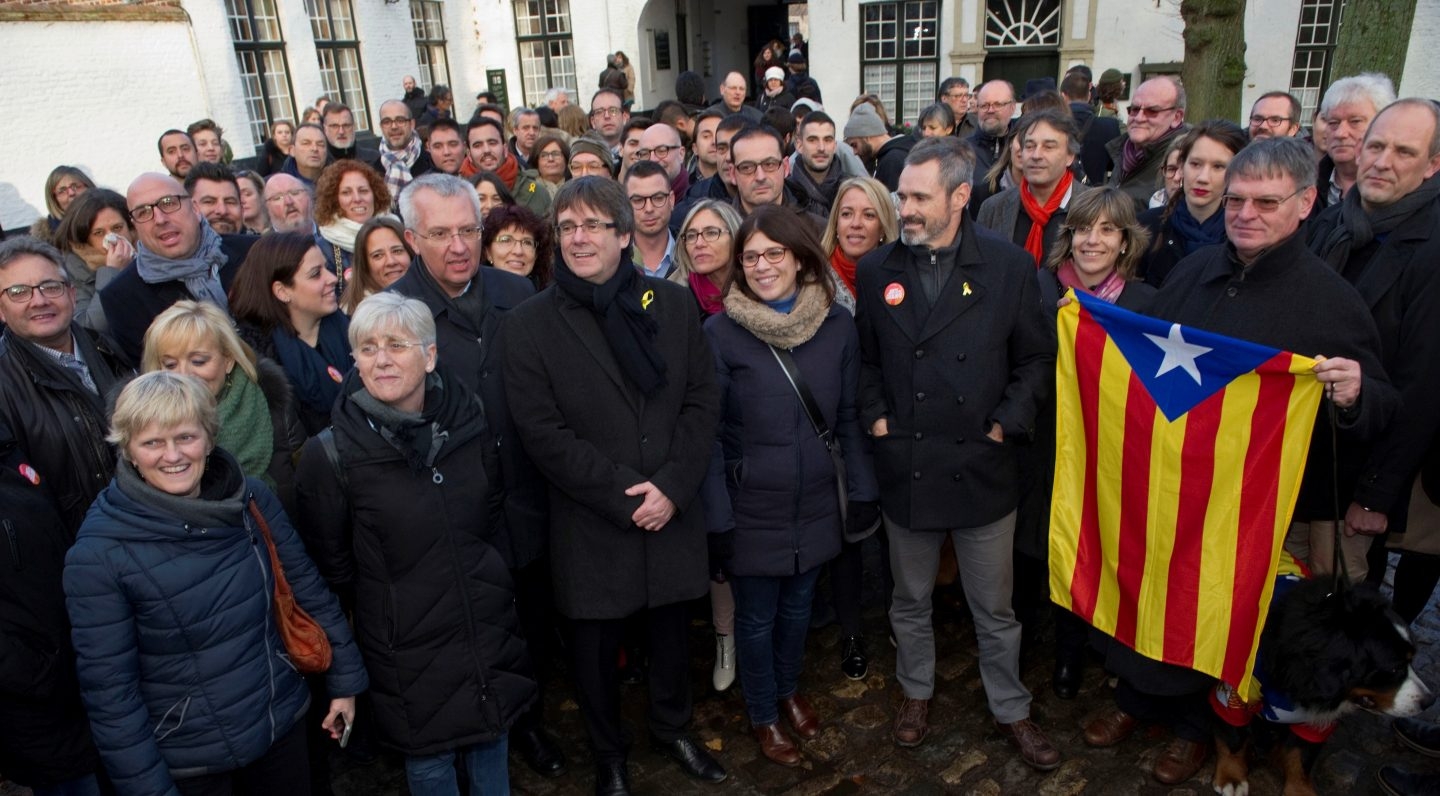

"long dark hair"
[342, 217, 414, 314]
[1156, 119, 1249, 247]
[228, 231, 316, 335]
[730, 205, 835, 306]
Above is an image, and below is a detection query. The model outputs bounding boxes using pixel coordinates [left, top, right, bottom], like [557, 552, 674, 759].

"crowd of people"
[2, 44, 1439, 796]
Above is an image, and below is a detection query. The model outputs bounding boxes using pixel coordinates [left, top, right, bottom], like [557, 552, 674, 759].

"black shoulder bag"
[768, 346, 875, 543]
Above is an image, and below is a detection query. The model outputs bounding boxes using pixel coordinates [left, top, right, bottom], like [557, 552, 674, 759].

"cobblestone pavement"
[8, 553, 1439, 796]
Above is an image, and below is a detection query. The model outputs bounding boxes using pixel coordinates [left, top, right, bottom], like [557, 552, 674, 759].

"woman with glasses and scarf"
[701, 205, 878, 767]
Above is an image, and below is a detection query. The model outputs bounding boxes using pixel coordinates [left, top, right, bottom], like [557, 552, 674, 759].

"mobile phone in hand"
[336, 714, 352, 748]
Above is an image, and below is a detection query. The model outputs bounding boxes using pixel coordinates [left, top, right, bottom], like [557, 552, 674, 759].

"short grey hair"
[1320, 72, 1396, 118]
[108, 371, 219, 458]
[0, 237, 66, 273]
[904, 135, 976, 191]
[544, 87, 569, 104]
[1225, 137, 1318, 193]
[399, 173, 482, 232]
[349, 292, 438, 348]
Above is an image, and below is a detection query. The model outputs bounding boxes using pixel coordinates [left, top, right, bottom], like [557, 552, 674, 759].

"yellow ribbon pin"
[962, 282, 972, 296]
[641, 289, 655, 309]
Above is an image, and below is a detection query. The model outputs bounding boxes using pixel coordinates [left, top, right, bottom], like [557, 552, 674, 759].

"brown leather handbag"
[248, 501, 333, 674]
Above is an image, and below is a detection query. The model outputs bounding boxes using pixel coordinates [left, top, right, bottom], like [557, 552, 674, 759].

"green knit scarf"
[216, 369, 276, 489]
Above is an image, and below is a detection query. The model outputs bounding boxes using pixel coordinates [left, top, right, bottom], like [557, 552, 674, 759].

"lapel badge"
[962, 282, 972, 296]
[327, 365, 344, 383]
[642, 289, 655, 310]
[18, 463, 39, 486]
[884, 282, 906, 306]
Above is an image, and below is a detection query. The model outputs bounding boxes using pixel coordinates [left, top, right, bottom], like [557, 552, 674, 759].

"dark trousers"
[512, 557, 559, 733]
[173, 720, 311, 796]
[732, 567, 822, 725]
[1114, 678, 1212, 743]
[570, 602, 692, 763]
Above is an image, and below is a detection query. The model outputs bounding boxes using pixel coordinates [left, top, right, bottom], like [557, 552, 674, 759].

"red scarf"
[461, 152, 520, 189]
[688, 272, 725, 316]
[829, 247, 858, 296]
[1019, 170, 1074, 266]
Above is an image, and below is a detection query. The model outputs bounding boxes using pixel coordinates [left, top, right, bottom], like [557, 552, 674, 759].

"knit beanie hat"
[844, 104, 887, 138]
[569, 135, 614, 171]
[764, 67, 785, 84]
[1098, 69, 1124, 89]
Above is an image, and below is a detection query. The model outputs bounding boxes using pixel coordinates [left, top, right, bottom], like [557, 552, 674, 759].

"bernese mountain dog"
[1210, 576, 1434, 796]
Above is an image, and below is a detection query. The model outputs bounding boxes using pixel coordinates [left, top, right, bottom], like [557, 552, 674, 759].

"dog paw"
[1214, 782, 1249, 796]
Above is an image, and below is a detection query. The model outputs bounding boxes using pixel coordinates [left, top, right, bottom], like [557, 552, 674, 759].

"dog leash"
[1327, 396, 1352, 593]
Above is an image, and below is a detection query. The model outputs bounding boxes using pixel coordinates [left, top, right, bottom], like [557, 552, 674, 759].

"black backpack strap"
[317, 427, 347, 492]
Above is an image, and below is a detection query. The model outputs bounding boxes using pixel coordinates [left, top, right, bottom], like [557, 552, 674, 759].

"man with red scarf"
[461, 117, 551, 217]
[1105, 76, 1189, 211]
[976, 110, 1093, 266]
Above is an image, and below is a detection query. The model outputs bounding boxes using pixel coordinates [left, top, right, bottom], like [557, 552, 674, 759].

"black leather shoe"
[649, 735, 727, 783]
[1394, 717, 1440, 757]
[1053, 658, 1082, 700]
[515, 727, 567, 778]
[841, 636, 868, 680]
[594, 760, 631, 796]
[1377, 763, 1440, 796]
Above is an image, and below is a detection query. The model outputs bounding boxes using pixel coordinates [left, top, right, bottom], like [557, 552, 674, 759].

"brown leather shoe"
[752, 723, 801, 767]
[996, 718, 1061, 771]
[1083, 707, 1139, 748]
[1153, 737, 1209, 785]
[893, 697, 929, 747]
[778, 694, 820, 740]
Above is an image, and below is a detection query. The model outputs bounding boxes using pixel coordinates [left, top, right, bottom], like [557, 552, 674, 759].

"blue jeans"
[731, 567, 822, 726]
[404, 736, 509, 796]
[31, 775, 102, 796]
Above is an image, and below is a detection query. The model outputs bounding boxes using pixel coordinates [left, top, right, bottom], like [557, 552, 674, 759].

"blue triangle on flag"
[1074, 291, 1282, 421]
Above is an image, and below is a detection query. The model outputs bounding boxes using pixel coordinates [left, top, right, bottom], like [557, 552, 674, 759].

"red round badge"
[327, 365, 344, 383]
[18, 463, 39, 485]
[884, 282, 906, 306]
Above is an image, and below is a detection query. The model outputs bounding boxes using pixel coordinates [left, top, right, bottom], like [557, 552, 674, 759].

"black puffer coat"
[293, 367, 535, 755]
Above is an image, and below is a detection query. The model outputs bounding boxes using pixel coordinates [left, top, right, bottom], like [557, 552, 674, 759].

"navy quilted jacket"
[63, 451, 367, 795]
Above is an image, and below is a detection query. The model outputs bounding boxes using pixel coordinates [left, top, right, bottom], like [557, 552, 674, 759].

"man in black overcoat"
[503, 177, 723, 796]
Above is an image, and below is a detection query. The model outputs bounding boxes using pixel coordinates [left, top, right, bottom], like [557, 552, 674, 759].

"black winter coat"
[251, 359, 309, 516]
[98, 234, 258, 368]
[0, 326, 125, 534]
[293, 368, 535, 755]
[872, 135, 917, 192]
[0, 421, 101, 788]
[1148, 231, 1398, 520]
[387, 263, 548, 570]
[856, 217, 1055, 530]
[503, 278, 721, 619]
[1307, 198, 1440, 522]
[1136, 206, 1188, 287]
[1069, 102, 1121, 186]
[700, 305, 878, 576]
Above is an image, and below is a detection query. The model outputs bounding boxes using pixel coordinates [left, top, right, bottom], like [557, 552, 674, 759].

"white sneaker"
[712, 633, 736, 692]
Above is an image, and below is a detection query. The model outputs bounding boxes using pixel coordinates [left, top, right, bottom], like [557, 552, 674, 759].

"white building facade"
[1, 0, 1434, 229]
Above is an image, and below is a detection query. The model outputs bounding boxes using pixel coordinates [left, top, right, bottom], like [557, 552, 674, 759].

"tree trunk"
[1179, 0, 1248, 122]
[1330, 0, 1414, 87]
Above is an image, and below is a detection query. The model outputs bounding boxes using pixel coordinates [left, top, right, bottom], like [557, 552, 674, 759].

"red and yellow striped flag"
[1050, 290, 1324, 701]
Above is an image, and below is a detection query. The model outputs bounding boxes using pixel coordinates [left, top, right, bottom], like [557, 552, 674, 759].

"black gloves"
[844, 500, 882, 543]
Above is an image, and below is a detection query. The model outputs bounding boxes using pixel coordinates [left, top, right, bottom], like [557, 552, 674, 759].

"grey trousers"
[887, 510, 1031, 723]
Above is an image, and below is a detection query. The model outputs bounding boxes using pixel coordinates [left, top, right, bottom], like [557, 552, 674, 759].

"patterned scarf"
[135, 220, 229, 311]
[1057, 259, 1126, 304]
[1020, 170, 1073, 265]
[379, 133, 423, 210]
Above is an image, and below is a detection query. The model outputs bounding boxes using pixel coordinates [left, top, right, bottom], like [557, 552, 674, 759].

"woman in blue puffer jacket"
[63, 371, 368, 796]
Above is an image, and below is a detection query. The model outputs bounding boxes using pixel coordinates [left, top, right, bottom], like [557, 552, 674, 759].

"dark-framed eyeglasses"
[1128, 104, 1178, 118]
[740, 246, 789, 267]
[628, 192, 671, 209]
[682, 226, 728, 245]
[636, 145, 678, 160]
[733, 158, 783, 176]
[380, 116, 413, 127]
[2, 279, 69, 303]
[1249, 115, 1295, 128]
[129, 194, 188, 223]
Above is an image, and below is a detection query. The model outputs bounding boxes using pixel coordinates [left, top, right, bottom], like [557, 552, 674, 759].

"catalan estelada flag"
[1050, 290, 1324, 701]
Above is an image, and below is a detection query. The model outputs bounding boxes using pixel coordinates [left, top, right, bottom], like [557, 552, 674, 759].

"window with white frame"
[860, 1, 940, 128]
[1289, 0, 1345, 125]
[306, 0, 371, 132]
[513, 0, 577, 107]
[410, 0, 450, 90]
[227, 0, 296, 146]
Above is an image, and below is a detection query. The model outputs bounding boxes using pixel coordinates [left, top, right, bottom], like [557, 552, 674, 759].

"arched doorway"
[983, 0, 1060, 93]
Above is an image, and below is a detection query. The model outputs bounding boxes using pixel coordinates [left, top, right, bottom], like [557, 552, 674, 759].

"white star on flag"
[1144, 323, 1212, 386]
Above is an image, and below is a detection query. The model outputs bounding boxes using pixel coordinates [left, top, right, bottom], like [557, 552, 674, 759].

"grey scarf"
[115, 447, 247, 528]
[135, 220, 230, 311]
[1317, 174, 1440, 272]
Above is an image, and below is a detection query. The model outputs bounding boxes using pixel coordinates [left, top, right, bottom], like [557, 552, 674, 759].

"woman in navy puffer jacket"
[63, 371, 367, 796]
